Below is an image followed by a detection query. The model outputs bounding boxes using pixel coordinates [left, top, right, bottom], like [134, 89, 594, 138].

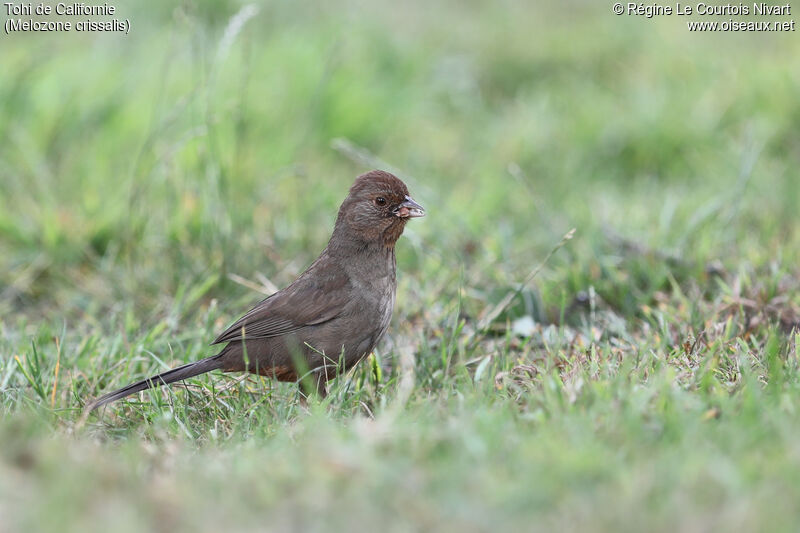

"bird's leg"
[315, 373, 328, 398]
[297, 369, 328, 403]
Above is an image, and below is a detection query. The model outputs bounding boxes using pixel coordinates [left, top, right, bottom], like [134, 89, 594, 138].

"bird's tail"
[88, 354, 224, 411]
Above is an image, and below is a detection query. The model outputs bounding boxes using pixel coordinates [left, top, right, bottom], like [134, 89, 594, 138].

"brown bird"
[89, 170, 424, 410]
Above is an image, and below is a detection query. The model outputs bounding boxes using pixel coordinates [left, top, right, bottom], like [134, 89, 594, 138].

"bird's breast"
[341, 249, 396, 341]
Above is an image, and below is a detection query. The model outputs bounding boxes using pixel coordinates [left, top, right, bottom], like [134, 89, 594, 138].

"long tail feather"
[88, 354, 224, 411]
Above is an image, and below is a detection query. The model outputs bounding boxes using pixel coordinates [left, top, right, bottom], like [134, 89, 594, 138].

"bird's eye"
[375, 197, 386, 206]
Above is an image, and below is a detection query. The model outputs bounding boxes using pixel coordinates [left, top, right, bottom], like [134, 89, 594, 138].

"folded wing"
[211, 268, 349, 345]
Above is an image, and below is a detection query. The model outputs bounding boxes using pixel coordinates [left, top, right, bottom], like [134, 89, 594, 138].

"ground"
[1, 2, 799, 532]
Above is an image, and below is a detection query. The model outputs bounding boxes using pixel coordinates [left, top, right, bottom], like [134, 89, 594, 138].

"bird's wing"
[211, 268, 349, 345]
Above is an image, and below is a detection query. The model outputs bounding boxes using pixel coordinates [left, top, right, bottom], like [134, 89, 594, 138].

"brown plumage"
[88, 170, 424, 410]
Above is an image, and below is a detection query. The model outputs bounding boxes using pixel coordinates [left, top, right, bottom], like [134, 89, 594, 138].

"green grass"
[2, 1, 800, 531]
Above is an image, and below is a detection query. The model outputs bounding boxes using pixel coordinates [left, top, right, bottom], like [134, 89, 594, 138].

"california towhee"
[89, 170, 424, 410]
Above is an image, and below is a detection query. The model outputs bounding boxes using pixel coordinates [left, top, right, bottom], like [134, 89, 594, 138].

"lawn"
[1, 1, 799, 531]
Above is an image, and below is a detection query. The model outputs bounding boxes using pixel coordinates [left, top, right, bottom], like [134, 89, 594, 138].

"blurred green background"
[1, 1, 799, 532]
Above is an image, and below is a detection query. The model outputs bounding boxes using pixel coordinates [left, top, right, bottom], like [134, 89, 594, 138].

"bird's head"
[334, 170, 425, 247]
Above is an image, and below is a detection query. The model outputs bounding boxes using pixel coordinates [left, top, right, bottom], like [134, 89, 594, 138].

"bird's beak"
[394, 196, 425, 218]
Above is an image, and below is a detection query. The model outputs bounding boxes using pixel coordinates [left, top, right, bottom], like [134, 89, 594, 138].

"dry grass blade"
[475, 228, 576, 334]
